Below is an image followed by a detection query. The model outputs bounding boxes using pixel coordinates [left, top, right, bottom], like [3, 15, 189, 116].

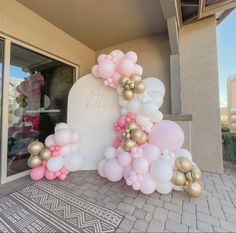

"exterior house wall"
[96, 34, 171, 114]
[180, 17, 223, 173]
[0, 0, 95, 76]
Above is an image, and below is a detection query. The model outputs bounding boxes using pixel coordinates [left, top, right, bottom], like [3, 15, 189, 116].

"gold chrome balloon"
[40, 148, 52, 160]
[126, 122, 138, 131]
[28, 155, 42, 168]
[119, 76, 130, 87]
[28, 141, 45, 155]
[185, 172, 194, 182]
[130, 74, 142, 82]
[134, 81, 146, 94]
[137, 132, 148, 144]
[171, 170, 186, 186]
[184, 182, 202, 198]
[191, 166, 201, 180]
[123, 90, 134, 100]
[131, 128, 143, 142]
[123, 139, 136, 152]
[175, 157, 192, 173]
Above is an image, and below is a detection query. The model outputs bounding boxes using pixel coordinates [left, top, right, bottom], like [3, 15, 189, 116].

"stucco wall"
[96, 34, 171, 113]
[0, 0, 95, 76]
[180, 17, 223, 173]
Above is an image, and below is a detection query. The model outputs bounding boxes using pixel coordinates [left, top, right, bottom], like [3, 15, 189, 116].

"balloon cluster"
[93, 50, 202, 197]
[92, 50, 143, 88]
[28, 123, 83, 181]
[172, 156, 202, 197]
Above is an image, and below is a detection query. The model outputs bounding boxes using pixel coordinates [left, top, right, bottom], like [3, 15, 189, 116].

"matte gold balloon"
[123, 139, 136, 152]
[134, 81, 146, 94]
[125, 133, 131, 139]
[119, 76, 130, 87]
[28, 141, 44, 155]
[130, 74, 142, 82]
[40, 148, 52, 160]
[28, 155, 42, 168]
[185, 172, 194, 182]
[184, 182, 202, 198]
[138, 133, 148, 144]
[126, 122, 138, 131]
[175, 157, 192, 173]
[171, 170, 186, 186]
[122, 90, 134, 100]
[191, 167, 201, 181]
[130, 128, 143, 142]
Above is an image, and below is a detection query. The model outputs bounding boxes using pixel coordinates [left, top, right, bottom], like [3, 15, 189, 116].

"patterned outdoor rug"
[0, 181, 123, 233]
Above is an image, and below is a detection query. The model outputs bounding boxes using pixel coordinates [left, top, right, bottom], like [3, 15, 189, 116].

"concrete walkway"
[0, 162, 236, 232]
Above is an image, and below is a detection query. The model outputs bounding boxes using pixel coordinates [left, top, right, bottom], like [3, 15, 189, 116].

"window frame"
[0, 34, 79, 184]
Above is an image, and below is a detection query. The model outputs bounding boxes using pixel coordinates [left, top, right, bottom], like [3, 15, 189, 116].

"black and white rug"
[0, 181, 123, 233]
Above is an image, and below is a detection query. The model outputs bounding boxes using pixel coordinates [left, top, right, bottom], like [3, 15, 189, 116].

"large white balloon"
[47, 156, 64, 172]
[156, 182, 173, 194]
[174, 148, 192, 161]
[143, 77, 165, 97]
[143, 145, 161, 164]
[64, 152, 83, 172]
[150, 160, 173, 183]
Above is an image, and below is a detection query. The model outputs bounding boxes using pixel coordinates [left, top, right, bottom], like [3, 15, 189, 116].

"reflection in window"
[7, 44, 74, 176]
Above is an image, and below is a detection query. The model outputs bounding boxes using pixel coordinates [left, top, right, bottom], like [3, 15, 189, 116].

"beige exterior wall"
[180, 17, 223, 173]
[0, 0, 95, 76]
[96, 34, 171, 114]
[227, 75, 236, 132]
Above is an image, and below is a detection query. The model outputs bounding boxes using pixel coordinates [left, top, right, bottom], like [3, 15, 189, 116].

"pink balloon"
[54, 129, 73, 146]
[125, 51, 138, 63]
[92, 65, 99, 77]
[123, 164, 132, 179]
[110, 50, 124, 59]
[134, 64, 143, 75]
[132, 158, 149, 174]
[111, 72, 121, 84]
[103, 159, 123, 182]
[30, 166, 46, 180]
[97, 60, 116, 79]
[140, 173, 157, 195]
[45, 135, 55, 147]
[117, 151, 131, 167]
[59, 174, 67, 180]
[148, 120, 184, 151]
[104, 147, 116, 159]
[45, 169, 56, 180]
[97, 54, 107, 63]
[55, 123, 69, 132]
[118, 58, 135, 76]
[143, 145, 161, 164]
[97, 159, 106, 177]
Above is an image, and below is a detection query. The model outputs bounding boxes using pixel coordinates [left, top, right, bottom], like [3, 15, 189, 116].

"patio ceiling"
[17, 0, 167, 50]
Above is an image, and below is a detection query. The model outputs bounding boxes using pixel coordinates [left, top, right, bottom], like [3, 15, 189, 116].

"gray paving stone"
[119, 219, 134, 232]
[165, 219, 188, 232]
[167, 211, 181, 223]
[146, 197, 164, 207]
[145, 212, 153, 222]
[132, 196, 147, 209]
[197, 220, 213, 232]
[133, 208, 147, 220]
[182, 212, 196, 228]
[197, 212, 220, 227]
[133, 219, 149, 232]
[183, 201, 195, 214]
[219, 219, 236, 232]
[143, 203, 155, 213]
[164, 202, 182, 213]
[117, 203, 135, 215]
[147, 219, 164, 232]
[153, 206, 168, 222]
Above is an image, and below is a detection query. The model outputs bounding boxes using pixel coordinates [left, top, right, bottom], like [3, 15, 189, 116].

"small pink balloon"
[110, 50, 124, 58]
[117, 152, 131, 167]
[111, 72, 121, 84]
[59, 174, 66, 180]
[134, 64, 143, 75]
[45, 135, 55, 148]
[98, 60, 116, 79]
[123, 164, 132, 179]
[97, 54, 107, 63]
[140, 173, 157, 195]
[132, 157, 149, 174]
[30, 166, 46, 180]
[148, 120, 184, 151]
[132, 180, 141, 190]
[55, 171, 61, 177]
[60, 167, 68, 174]
[42, 161, 48, 167]
[103, 159, 123, 182]
[118, 58, 135, 76]
[91, 65, 99, 77]
[54, 129, 73, 146]
[125, 51, 138, 63]
[45, 169, 56, 180]
[97, 159, 106, 177]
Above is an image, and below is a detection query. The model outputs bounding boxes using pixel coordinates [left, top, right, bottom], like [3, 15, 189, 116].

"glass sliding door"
[6, 43, 75, 178]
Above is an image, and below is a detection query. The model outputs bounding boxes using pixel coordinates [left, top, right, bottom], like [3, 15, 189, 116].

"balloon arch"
[27, 50, 202, 198]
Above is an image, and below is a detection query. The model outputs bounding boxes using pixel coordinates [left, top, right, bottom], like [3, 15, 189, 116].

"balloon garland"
[27, 123, 83, 181]
[93, 50, 202, 197]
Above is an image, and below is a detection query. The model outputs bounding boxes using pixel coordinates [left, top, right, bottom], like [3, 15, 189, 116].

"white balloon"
[71, 143, 79, 152]
[45, 135, 55, 148]
[143, 145, 161, 163]
[174, 148, 192, 161]
[136, 115, 149, 126]
[60, 144, 72, 156]
[47, 156, 64, 172]
[64, 152, 83, 172]
[150, 160, 173, 183]
[149, 110, 163, 123]
[127, 99, 141, 114]
[143, 77, 165, 97]
[156, 182, 173, 194]
[55, 123, 69, 132]
[147, 91, 163, 108]
[140, 101, 158, 117]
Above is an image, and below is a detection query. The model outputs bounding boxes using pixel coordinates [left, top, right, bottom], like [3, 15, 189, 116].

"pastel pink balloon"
[103, 159, 123, 182]
[97, 159, 106, 177]
[59, 174, 67, 180]
[118, 58, 135, 76]
[132, 180, 141, 190]
[134, 64, 143, 75]
[125, 51, 138, 63]
[97, 54, 107, 63]
[97, 60, 116, 79]
[45, 135, 55, 147]
[111, 72, 121, 84]
[54, 129, 73, 146]
[143, 145, 161, 164]
[104, 147, 116, 159]
[72, 132, 79, 143]
[148, 120, 184, 151]
[92, 65, 99, 77]
[60, 145, 72, 156]
[110, 50, 124, 59]
[55, 123, 69, 132]
[132, 158, 149, 174]
[140, 173, 157, 195]
[45, 169, 56, 180]
[30, 166, 46, 180]
[123, 164, 132, 179]
[117, 151, 131, 167]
